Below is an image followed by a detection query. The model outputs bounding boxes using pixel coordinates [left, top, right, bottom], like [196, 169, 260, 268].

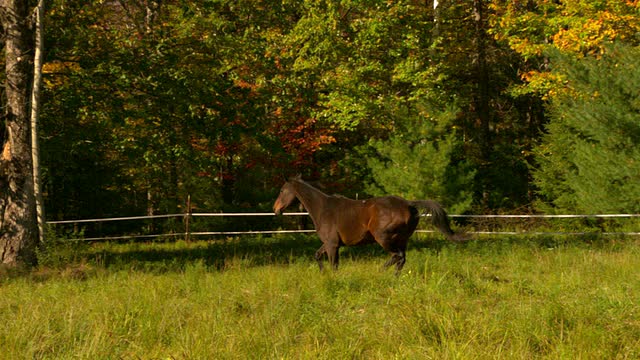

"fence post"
[185, 194, 191, 242]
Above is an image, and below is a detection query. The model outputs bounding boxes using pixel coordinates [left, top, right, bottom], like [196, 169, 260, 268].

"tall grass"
[1, 235, 639, 359]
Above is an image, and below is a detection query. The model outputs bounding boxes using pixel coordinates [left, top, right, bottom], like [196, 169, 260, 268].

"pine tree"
[365, 104, 474, 215]
[533, 44, 640, 214]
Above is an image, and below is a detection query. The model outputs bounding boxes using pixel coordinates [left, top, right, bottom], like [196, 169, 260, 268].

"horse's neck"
[293, 181, 328, 223]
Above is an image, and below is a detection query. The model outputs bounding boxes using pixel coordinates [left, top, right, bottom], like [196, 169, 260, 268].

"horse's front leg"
[314, 242, 340, 271]
[317, 228, 340, 271]
[326, 243, 340, 270]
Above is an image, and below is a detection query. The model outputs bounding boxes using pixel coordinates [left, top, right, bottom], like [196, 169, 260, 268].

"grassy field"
[1, 234, 639, 359]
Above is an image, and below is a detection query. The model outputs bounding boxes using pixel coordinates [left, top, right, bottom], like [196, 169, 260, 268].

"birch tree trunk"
[433, 0, 440, 37]
[0, 0, 38, 266]
[31, 0, 45, 244]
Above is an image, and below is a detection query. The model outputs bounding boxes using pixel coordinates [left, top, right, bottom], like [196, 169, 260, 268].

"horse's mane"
[332, 194, 350, 199]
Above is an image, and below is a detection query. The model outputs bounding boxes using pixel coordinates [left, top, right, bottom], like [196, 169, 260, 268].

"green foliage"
[35, 0, 640, 223]
[35, 226, 88, 269]
[365, 105, 474, 214]
[43, 0, 290, 219]
[2, 236, 640, 358]
[534, 44, 640, 213]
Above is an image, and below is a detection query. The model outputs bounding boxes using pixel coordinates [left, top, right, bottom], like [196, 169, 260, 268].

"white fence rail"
[46, 212, 640, 242]
[45, 212, 640, 224]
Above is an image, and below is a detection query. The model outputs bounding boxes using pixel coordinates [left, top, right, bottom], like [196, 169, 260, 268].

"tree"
[490, 1, 640, 213]
[366, 104, 475, 214]
[533, 44, 640, 214]
[341, 1, 536, 209]
[490, 0, 640, 99]
[40, 0, 312, 225]
[31, 0, 45, 243]
[0, 0, 38, 266]
[34, 0, 640, 232]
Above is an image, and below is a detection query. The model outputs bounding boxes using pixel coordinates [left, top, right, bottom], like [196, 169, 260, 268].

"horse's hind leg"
[376, 232, 408, 275]
[314, 244, 326, 271]
[383, 250, 406, 275]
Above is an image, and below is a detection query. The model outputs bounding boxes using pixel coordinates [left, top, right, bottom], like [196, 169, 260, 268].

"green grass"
[1, 235, 640, 359]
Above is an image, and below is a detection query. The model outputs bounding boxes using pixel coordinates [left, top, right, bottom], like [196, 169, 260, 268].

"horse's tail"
[410, 200, 469, 242]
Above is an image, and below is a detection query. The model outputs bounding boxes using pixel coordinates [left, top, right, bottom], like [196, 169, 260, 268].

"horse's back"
[367, 195, 410, 207]
[365, 196, 419, 229]
[367, 196, 414, 215]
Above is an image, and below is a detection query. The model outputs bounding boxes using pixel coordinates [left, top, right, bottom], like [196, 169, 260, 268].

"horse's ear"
[283, 173, 302, 182]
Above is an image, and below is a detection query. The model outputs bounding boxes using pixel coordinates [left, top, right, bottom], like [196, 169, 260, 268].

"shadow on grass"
[73, 233, 461, 275]
[24, 230, 632, 281]
[58, 234, 457, 273]
[84, 235, 318, 273]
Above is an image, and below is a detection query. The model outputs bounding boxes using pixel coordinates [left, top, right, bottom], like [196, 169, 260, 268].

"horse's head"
[273, 179, 298, 215]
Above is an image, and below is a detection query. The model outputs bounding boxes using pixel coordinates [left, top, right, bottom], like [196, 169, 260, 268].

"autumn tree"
[490, 0, 640, 99]
[491, 0, 640, 212]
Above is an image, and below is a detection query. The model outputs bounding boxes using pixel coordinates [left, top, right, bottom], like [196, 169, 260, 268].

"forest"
[3, 1, 640, 234]
[2, 4, 640, 357]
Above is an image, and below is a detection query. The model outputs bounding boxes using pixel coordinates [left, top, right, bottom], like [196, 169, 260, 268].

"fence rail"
[46, 212, 640, 224]
[45, 212, 310, 224]
[46, 212, 640, 242]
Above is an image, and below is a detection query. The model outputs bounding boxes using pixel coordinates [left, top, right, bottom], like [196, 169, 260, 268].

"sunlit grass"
[1, 235, 639, 359]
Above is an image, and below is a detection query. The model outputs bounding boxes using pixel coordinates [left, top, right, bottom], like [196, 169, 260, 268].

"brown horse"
[273, 176, 466, 273]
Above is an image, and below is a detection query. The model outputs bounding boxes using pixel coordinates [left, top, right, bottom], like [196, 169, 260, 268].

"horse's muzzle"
[273, 201, 283, 215]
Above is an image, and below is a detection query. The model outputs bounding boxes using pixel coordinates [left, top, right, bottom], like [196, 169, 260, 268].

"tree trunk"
[473, 0, 490, 155]
[31, 0, 45, 244]
[432, 0, 440, 38]
[1, 0, 39, 266]
[472, 0, 492, 205]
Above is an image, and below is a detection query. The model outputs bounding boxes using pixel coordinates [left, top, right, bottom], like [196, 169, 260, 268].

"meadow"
[1, 234, 639, 359]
